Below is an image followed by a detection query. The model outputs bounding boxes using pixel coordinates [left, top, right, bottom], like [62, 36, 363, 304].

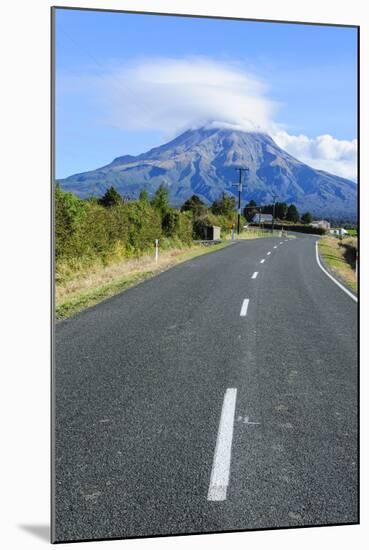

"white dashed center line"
[251, 272, 258, 279]
[207, 388, 237, 502]
[260, 259, 265, 264]
[273, 246, 278, 249]
[267, 251, 271, 255]
[240, 299, 249, 317]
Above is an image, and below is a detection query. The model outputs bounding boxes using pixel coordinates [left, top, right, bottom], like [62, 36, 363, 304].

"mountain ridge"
[58, 126, 357, 219]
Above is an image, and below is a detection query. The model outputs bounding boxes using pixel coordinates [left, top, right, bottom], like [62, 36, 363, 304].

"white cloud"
[272, 131, 357, 181]
[65, 56, 357, 181]
[100, 57, 279, 135]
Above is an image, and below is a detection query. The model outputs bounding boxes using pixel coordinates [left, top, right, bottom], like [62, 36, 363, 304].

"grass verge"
[318, 236, 357, 294]
[56, 241, 231, 320]
[225, 229, 283, 240]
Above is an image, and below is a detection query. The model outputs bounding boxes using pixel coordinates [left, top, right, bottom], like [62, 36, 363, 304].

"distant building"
[310, 220, 331, 230]
[252, 213, 273, 223]
[329, 228, 348, 236]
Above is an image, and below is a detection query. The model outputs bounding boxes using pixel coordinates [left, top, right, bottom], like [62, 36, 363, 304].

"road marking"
[280, 241, 283, 244]
[315, 241, 357, 303]
[273, 246, 278, 249]
[251, 272, 258, 279]
[240, 299, 249, 316]
[243, 415, 261, 425]
[267, 251, 271, 255]
[260, 259, 265, 264]
[207, 388, 237, 501]
[236, 415, 260, 425]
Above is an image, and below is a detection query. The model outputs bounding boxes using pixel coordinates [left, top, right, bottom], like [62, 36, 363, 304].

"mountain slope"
[58, 127, 357, 219]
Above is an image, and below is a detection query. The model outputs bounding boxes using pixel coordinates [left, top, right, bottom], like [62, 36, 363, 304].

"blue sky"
[55, 8, 358, 180]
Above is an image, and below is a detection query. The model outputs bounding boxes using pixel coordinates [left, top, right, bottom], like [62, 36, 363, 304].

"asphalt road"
[53, 234, 358, 542]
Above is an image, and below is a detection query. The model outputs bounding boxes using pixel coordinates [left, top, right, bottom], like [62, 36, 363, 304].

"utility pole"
[233, 167, 249, 235]
[272, 193, 278, 233]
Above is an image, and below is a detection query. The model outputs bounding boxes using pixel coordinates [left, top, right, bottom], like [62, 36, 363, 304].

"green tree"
[151, 184, 169, 215]
[211, 193, 236, 217]
[261, 204, 273, 215]
[243, 200, 257, 221]
[55, 184, 86, 259]
[301, 211, 313, 224]
[138, 189, 149, 204]
[162, 209, 180, 236]
[98, 186, 122, 207]
[180, 195, 207, 217]
[275, 202, 288, 220]
[286, 204, 300, 223]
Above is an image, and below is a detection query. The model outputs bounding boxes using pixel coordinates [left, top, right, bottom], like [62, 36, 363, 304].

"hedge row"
[251, 222, 326, 235]
[55, 187, 193, 271]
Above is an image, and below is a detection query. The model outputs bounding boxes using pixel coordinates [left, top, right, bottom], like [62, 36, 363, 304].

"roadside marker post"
[155, 239, 159, 264]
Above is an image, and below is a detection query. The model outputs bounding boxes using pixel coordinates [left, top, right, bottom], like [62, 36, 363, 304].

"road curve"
[53, 235, 358, 542]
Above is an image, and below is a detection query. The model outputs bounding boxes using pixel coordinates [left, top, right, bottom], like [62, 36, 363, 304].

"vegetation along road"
[53, 233, 358, 542]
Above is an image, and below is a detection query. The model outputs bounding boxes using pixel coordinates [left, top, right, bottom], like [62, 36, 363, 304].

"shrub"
[55, 188, 163, 270]
[55, 186, 237, 279]
[55, 185, 87, 259]
[211, 193, 236, 216]
[162, 209, 192, 243]
[257, 222, 326, 235]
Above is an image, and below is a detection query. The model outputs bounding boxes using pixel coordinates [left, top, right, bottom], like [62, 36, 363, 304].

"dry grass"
[56, 242, 230, 319]
[224, 228, 281, 240]
[319, 236, 358, 293]
[57, 248, 190, 302]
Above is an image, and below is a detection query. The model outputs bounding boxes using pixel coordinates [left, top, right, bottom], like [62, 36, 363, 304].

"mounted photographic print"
[51, 6, 359, 543]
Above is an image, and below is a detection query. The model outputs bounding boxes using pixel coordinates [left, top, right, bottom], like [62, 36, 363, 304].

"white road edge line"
[207, 388, 237, 501]
[251, 272, 259, 279]
[315, 240, 357, 303]
[240, 298, 249, 316]
[260, 259, 265, 264]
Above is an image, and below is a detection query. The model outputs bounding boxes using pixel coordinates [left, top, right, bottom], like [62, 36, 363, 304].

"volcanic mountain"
[59, 127, 357, 219]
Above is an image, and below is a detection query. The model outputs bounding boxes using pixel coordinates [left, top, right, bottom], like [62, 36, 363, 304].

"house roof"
[252, 213, 273, 222]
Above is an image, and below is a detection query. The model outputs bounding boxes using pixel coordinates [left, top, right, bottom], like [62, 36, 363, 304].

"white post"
[155, 239, 159, 264]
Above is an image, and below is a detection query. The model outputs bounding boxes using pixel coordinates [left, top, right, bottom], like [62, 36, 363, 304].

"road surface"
[53, 234, 358, 542]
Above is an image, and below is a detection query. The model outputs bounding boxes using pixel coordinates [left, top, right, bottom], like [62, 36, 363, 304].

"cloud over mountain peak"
[61, 56, 357, 181]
